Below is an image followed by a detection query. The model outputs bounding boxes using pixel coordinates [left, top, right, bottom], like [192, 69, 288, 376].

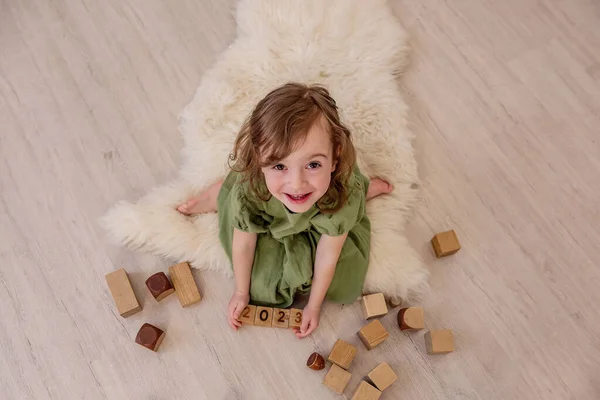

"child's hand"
[294, 305, 321, 339]
[228, 291, 250, 331]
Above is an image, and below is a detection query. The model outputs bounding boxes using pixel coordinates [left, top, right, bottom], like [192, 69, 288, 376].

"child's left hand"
[294, 305, 321, 339]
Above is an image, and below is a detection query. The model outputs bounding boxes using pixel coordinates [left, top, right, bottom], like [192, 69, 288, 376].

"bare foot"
[177, 179, 224, 215]
[366, 178, 393, 201]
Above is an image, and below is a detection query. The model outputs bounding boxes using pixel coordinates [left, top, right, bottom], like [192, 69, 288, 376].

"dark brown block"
[307, 352, 325, 370]
[135, 323, 165, 352]
[145, 272, 175, 301]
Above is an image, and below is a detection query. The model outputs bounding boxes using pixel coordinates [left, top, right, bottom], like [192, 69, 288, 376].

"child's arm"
[228, 228, 258, 330]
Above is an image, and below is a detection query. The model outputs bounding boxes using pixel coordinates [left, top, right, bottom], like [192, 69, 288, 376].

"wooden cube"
[169, 262, 202, 307]
[367, 362, 397, 391]
[425, 329, 455, 354]
[327, 339, 357, 370]
[135, 323, 165, 352]
[351, 381, 382, 400]
[238, 305, 256, 325]
[323, 364, 352, 394]
[105, 268, 142, 318]
[289, 308, 303, 329]
[145, 272, 175, 302]
[358, 320, 389, 350]
[362, 293, 388, 319]
[254, 306, 273, 327]
[431, 230, 461, 258]
[306, 352, 325, 370]
[272, 308, 290, 328]
[397, 307, 424, 331]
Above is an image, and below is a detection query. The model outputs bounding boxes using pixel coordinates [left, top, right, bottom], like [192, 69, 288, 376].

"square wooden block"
[358, 320, 389, 350]
[431, 230, 461, 258]
[272, 308, 290, 328]
[239, 305, 256, 325]
[351, 381, 381, 400]
[169, 262, 202, 307]
[397, 307, 424, 331]
[367, 362, 397, 391]
[328, 339, 358, 370]
[362, 293, 388, 319]
[105, 268, 142, 318]
[289, 308, 303, 329]
[254, 306, 273, 327]
[135, 323, 165, 352]
[425, 329, 455, 354]
[323, 364, 352, 394]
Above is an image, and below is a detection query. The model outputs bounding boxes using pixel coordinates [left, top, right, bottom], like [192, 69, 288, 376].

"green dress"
[217, 166, 371, 308]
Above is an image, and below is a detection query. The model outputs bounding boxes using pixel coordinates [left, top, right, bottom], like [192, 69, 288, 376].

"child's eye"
[273, 164, 286, 171]
[307, 162, 321, 169]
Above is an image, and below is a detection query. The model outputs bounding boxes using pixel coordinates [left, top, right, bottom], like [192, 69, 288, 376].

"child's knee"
[326, 285, 362, 305]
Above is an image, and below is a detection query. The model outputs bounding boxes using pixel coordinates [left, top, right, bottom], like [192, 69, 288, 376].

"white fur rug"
[101, 0, 428, 303]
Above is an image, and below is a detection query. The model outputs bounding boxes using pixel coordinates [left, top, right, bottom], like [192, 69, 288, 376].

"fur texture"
[101, 0, 428, 303]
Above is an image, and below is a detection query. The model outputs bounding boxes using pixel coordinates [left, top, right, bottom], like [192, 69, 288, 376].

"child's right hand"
[228, 291, 250, 330]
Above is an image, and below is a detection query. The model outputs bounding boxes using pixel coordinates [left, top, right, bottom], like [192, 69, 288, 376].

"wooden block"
[367, 362, 397, 391]
[357, 320, 389, 350]
[323, 364, 352, 394]
[105, 268, 142, 318]
[351, 381, 382, 400]
[306, 352, 325, 370]
[289, 308, 303, 329]
[145, 272, 175, 301]
[272, 308, 290, 328]
[169, 262, 201, 307]
[239, 305, 256, 325]
[362, 293, 388, 319]
[327, 339, 357, 370]
[397, 307, 424, 331]
[135, 323, 165, 352]
[425, 329, 455, 354]
[254, 306, 273, 327]
[431, 230, 461, 257]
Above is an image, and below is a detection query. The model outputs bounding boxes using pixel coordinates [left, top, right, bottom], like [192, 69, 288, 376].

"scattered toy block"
[362, 293, 388, 319]
[367, 362, 397, 391]
[351, 381, 382, 400]
[105, 268, 142, 318]
[135, 323, 165, 352]
[238, 305, 256, 325]
[272, 308, 290, 328]
[358, 320, 389, 350]
[431, 230, 461, 258]
[306, 352, 325, 370]
[289, 308, 303, 329]
[169, 262, 201, 307]
[388, 298, 403, 308]
[328, 339, 357, 370]
[254, 306, 274, 327]
[397, 307, 424, 331]
[425, 329, 455, 354]
[323, 364, 352, 394]
[145, 272, 175, 302]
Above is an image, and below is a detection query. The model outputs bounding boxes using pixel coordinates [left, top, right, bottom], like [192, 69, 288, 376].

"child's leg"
[366, 178, 393, 201]
[177, 179, 224, 215]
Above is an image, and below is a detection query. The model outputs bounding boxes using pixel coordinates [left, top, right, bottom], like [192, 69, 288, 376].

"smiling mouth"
[285, 193, 312, 204]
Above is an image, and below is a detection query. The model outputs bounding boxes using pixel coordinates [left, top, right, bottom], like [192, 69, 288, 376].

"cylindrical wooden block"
[397, 307, 424, 331]
[306, 352, 325, 370]
[135, 323, 165, 352]
[145, 272, 175, 301]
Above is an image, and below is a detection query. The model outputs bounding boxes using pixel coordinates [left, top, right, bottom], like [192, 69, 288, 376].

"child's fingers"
[233, 304, 244, 320]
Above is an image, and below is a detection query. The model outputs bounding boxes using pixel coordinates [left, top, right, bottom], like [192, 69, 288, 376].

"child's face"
[261, 117, 336, 213]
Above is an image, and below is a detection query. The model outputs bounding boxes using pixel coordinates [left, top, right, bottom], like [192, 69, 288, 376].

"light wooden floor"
[1, 0, 599, 399]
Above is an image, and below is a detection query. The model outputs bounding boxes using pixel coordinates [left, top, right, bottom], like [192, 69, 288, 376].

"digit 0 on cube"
[254, 306, 274, 327]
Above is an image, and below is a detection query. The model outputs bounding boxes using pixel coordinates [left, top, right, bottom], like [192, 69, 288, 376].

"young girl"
[177, 83, 392, 338]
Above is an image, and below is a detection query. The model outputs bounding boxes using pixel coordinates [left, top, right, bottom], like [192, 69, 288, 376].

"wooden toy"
[327, 339, 357, 370]
[362, 293, 388, 319]
[169, 262, 202, 307]
[397, 307, 424, 331]
[105, 268, 142, 318]
[351, 381, 382, 400]
[145, 272, 175, 301]
[358, 320, 389, 350]
[388, 298, 403, 308]
[135, 323, 165, 352]
[306, 352, 325, 370]
[323, 364, 351, 394]
[272, 308, 290, 328]
[425, 329, 455, 354]
[367, 362, 397, 391]
[431, 230, 461, 257]
[289, 308, 303, 329]
[238, 305, 256, 325]
[254, 306, 274, 327]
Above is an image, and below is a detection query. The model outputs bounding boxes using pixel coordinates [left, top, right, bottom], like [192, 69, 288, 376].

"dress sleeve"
[228, 182, 269, 234]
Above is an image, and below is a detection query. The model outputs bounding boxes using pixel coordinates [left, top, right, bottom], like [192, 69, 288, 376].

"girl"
[177, 83, 392, 338]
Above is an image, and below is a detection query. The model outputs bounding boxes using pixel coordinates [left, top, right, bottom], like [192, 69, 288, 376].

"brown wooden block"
[357, 320, 389, 350]
[323, 364, 352, 394]
[145, 272, 175, 301]
[431, 230, 461, 257]
[362, 293, 388, 319]
[367, 362, 398, 391]
[238, 305, 256, 325]
[351, 381, 382, 400]
[169, 262, 201, 307]
[425, 329, 455, 354]
[397, 307, 424, 331]
[306, 352, 325, 370]
[254, 306, 273, 327]
[289, 308, 303, 329]
[135, 323, 165, 352]
[105, 268, 142, 318]
[327, 339, 357, 370]
[272, 308, 290, 328]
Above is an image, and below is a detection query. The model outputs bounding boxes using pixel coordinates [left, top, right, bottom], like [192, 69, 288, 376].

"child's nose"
[289, 169, 306, 189]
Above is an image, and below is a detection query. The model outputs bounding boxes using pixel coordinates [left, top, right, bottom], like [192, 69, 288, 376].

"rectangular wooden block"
[289, 308, 303, 329]
[323, 364, 352, 394]
[169, 262, 202, 307]
[431, 230, 461, 257]
[425, 329, 455, 354]
[351, 381, 382, 400]
[105, 268, 142, 318]
[328, 339, 357, 370]
[358, 320, 389, 350]
[272, 308, 290, 328]
[367, 362, 397, 391]
[254, 306, 274, 327]
[362, 293, 388, 319]
[239, 305, 256, 325]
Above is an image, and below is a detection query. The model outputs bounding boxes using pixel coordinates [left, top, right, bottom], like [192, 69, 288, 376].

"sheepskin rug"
[101, 0, 428, 303]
